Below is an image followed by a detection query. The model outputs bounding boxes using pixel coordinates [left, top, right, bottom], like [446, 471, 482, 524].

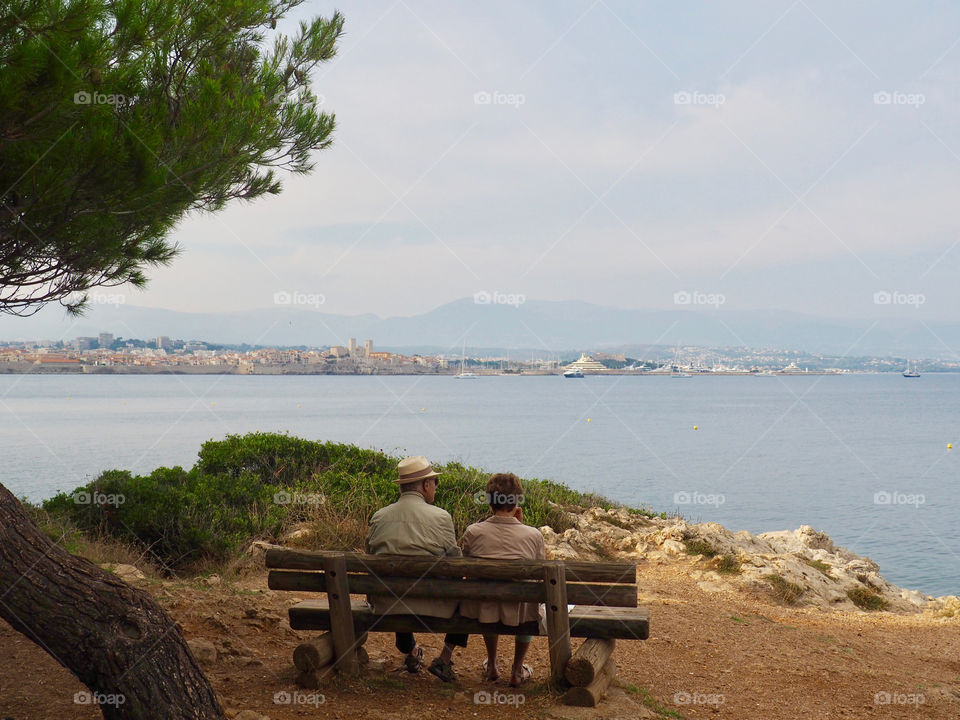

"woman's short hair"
[486, 473, 524, 510]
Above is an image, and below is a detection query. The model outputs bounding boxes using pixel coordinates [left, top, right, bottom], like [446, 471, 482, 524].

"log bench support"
[267, 548, 648, 702]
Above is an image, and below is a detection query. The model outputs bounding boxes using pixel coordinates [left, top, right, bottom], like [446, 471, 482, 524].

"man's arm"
[439, 514, 462, 557]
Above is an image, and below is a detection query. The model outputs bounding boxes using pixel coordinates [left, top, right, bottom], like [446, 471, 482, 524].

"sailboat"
[454, 345, 477, 379]
[903, 362, 920, 378]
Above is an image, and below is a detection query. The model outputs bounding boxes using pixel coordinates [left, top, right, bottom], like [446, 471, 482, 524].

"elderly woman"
[431, 472, 545, 686]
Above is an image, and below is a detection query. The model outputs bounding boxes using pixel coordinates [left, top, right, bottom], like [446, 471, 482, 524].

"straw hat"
[396, 456, 439, 484]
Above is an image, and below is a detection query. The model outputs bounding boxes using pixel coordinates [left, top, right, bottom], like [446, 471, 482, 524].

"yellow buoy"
[297, 403, 301, 408]
[694, 425, 698, 430]
[949, 443, 953, 450]
[587, 418, 592, 422]
[421, 408, 426, 412]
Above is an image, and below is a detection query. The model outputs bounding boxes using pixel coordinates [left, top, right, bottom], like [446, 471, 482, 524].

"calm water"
[1, 373, 957, 596]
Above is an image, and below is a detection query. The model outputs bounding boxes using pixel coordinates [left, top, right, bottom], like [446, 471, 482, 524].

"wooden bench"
[267, 548, 649, 703]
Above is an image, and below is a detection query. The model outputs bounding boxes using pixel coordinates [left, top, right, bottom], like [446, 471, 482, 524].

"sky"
[90, 1, 960, 322]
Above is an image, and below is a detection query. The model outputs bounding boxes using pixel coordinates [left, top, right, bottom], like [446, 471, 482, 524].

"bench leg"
[543, 561, 572, 689]
[323, 554, 360, 675]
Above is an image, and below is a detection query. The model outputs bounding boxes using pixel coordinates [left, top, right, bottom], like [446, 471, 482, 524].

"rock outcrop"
[539, 506, 958, 616]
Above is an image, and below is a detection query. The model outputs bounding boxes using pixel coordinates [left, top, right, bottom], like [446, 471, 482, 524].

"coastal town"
[0, 333, 952, 375]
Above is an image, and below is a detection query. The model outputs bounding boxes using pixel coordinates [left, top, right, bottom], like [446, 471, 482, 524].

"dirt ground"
[2, 560, 959, 720]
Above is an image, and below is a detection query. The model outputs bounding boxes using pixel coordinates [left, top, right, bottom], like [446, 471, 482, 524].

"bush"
[764, 574, 805, 605]
[42, 433, 640, 573]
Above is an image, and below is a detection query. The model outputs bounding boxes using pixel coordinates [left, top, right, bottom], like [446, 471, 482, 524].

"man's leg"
[395, 632, 416, 654]
[396, 632, 423, 672]
[429, 633, 467, 682]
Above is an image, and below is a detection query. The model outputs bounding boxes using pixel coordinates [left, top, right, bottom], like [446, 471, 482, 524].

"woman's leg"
[510, 636, 533, 687]
[482, 634, 499, 680]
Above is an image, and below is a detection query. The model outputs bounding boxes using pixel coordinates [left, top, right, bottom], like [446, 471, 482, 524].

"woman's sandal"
[428, 656, 457, 683]
[509, 664, 533, 687]
[481, 658, 500, 682]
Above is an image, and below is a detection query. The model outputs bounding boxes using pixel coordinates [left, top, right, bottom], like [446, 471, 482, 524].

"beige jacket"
[458, 515, 546, 625]
[365, 492, 462, 617]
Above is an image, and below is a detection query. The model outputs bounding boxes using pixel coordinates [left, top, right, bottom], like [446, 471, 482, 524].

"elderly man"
[366, 455, 466, 680]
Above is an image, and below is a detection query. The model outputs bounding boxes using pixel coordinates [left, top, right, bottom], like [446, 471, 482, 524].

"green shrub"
[714, 554, 742, 575]
[847, 587, 889, 611]
[42, 433, 646, 574]
[682, 536, 717, 558]
[803, 558, 833, 577]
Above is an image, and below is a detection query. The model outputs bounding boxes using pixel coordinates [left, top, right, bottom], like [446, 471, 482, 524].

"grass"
[622, 684, 685, 718]
[847, 587, 889, 611]
[713, 554, 742, 575]
[729, 615, 748, 624]
[764, 574, 805, 605]
[682, 536, 717, 558]
[802, 558, 833, 577]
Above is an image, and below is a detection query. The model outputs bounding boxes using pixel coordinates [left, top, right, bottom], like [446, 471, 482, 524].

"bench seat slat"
[287, 599, 650, 641]
[268, 571, 638, 608]
[266, 549, 635, 584]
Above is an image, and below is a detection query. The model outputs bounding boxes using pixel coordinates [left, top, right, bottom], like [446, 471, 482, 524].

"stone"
[101, 563, 146, 583]
[187, 638, 218, 664]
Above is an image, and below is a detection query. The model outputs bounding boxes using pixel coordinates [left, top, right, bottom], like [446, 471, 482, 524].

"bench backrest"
[266, 548, 638, 607]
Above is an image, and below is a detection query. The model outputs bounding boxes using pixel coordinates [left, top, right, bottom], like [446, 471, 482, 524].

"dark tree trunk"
[0, 483, 225, 720]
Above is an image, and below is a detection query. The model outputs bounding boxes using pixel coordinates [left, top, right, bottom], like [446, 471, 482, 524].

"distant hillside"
[1, 298, 957, 358]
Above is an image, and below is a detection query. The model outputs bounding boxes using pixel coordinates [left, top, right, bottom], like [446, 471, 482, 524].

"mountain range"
[0, 298, 956, 359]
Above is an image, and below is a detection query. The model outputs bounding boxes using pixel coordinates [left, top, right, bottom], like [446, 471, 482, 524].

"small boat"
[563, 367, 584, 378]
[454, 345, 477, 378]
[903, 364, 920, 378]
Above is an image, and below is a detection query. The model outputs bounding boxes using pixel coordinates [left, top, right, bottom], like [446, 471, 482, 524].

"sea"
[1, 372, 957, 597]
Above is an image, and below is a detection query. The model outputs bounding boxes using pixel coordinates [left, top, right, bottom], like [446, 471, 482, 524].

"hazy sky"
[108, 1, 960, 321]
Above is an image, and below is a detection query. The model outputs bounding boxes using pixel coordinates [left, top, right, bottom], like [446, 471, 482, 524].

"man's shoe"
[428, 656, 457, 683]
[403, 645, 424, 673]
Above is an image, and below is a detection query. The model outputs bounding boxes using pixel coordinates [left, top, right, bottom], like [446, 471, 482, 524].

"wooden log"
[266, 548, 635, 583]
[565, 638, 615, 686]
[287, 599, 651, 640]
[543, 561, 572, 688]
[294, 632, 368, 673]
[562, 657, 617, 707]
[293, 633, 334, 672]
[323, 554, 359, 674]
[268, 570, 638, 607]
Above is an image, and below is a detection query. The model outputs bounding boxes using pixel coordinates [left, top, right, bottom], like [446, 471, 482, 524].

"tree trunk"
[0, 483, 225, 720]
